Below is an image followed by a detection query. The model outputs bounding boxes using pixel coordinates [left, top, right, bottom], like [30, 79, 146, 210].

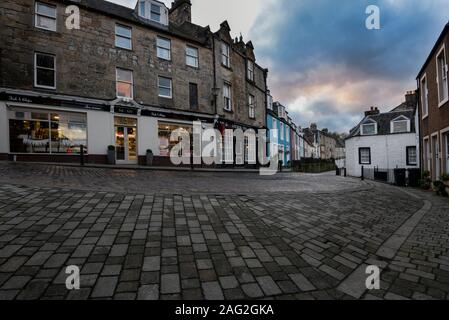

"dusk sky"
[108, 0, 449, 133]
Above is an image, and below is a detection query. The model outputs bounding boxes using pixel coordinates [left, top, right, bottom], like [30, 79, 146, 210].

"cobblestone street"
[0, 163, 448, 300]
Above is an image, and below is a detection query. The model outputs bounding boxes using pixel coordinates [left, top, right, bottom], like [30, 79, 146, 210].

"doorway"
[432, 134, 440, 180]
[445, 133, 449, 174]
[115, 117, 137, 164]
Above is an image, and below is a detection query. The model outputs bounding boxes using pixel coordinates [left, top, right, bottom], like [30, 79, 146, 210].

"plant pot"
[146, 152, 154, 166]
[107, 149, 116, 165]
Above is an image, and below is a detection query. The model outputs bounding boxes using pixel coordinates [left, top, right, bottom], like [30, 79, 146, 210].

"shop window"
[8, 107, 87, 154]
[158, 122, 192, 157]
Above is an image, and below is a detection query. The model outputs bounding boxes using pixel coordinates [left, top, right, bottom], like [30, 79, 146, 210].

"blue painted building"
[266, 99, 291, 166]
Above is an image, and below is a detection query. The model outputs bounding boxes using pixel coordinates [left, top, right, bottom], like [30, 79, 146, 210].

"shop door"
[115, 117, 137, 164]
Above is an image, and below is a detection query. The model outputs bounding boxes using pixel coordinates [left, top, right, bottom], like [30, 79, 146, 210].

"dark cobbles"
[0, 164, 447, 300]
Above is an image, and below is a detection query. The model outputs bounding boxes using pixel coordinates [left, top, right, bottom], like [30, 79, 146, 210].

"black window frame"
[359, 147, 371, 165]
[406, 146, 417, 166]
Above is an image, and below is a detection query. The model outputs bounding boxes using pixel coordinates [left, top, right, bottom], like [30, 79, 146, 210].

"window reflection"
[8, 108, 87, 154]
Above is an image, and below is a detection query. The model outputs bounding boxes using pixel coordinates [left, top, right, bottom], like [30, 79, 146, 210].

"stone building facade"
[0, 0, 268, 165]
[417, 22, 449, 180]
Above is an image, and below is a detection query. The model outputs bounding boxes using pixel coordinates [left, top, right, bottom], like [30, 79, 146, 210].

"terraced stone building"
[0, 0, 268, 166]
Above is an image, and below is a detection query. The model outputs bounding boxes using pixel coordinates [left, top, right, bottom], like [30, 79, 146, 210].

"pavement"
[0, 162, 448, 300]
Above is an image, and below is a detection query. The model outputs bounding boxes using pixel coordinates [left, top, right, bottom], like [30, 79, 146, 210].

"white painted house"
[345, 92, 420, 178]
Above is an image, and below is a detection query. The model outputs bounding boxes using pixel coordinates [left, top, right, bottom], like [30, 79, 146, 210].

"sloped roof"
[347, 102, 417, 139]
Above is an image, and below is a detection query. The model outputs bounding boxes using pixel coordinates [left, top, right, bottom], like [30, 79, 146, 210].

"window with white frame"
[115, 24, 132, 50]
[286, 127, 290, 143]
[35, 53, 56, 89]
[157, 37, 171, 60]
[359, 148, 371, 165]
[221, 43, 230, 67]
[421, 75, 428, 117]
[437, 46, 448, 105]
[361, 121, 377, 135]
[391, 116, 410, 133]
[247, 60, 254, 81]
[248, 94, 255, 119]
[150, 3, 161, 22]
[186, 46, 199, 68]
[138, 0, 167, 25]
[406, 146, 417, 166]
[116, 68, 133, 99]
[280, 122, 284, 141]
[158, 76, 172, 98]
[223, 82, 232, 111]
[35, 2, 57, 31]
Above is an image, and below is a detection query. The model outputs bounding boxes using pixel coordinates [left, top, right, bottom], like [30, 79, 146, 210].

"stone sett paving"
[0, 162, 448, 300]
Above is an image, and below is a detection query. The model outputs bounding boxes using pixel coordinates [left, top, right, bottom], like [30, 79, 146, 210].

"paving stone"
[91, 277, 118, 298]
[256, 276, 282, 296]
[161, 274, 180, 294]
[143, 256, 161, 272]
[202, 281, 224, 300]
[241, 283, 264, 298]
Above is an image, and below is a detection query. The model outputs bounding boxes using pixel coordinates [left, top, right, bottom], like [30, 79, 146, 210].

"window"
[272, 119, 278, 139]
[157, 37, 171, 60]
[158, 76, 172, 98]
[115, 24, 132, 50]
[223, 82, 232, 111]
[248, 94, 255, 119]
[150, 3, 161, 22]
[267, 94, 273, 110]
[286, 128, 290, 143]
[186, 46, 199, 68]
[8, 107, 87, 154]
[138, 1, 166, 24]
[407, 146, 417, 166]
[391, 117, 409, 133]
[280, 122, 284, 140]
[247, 60, 254, 81]
[359, 148, 371, 165]
[361, 122, 376, 135]
[158, 122, 192, 157]
[189, 83, 198, 110]
[421, 75, 428, 118]
[436, 46, 448, 105]
[35, 53, 56, 89]
[35, 2, 56, 31]
[116, 68, 133, 99]
[221, 43, 230, 67]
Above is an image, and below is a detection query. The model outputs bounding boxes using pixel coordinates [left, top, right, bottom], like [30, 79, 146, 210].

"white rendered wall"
[346, 133, 418, 177]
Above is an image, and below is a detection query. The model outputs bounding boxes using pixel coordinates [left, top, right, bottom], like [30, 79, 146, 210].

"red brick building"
[417, 22, 449, 180]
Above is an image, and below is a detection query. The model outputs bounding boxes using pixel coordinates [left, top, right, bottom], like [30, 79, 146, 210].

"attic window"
[391, 116, 410, 133]
[138, 1, 166, 25]
[150, 3, 161, 22]
[361, 122, 376, 135]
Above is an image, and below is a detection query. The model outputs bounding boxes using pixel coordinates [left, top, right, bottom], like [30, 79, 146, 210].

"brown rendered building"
[417, 22, 449, 180]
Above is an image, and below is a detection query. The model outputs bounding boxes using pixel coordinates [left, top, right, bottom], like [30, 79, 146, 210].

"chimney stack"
[365, 106, 380, 117]
[169, 0, 192, 26]
[405, 91, 417, 106]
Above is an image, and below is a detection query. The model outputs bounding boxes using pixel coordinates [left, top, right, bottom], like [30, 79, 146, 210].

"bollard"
[80, 145, 85, 166]
[361, 165, 364, 181]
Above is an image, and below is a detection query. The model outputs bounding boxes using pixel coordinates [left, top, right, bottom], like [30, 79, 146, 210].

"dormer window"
[391, 116, 410, 133]
[138, 0, 168, 26]
[361, 120, 377, 135]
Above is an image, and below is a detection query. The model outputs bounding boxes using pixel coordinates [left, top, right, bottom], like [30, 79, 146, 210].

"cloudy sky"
[108, 0, 449, 133]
